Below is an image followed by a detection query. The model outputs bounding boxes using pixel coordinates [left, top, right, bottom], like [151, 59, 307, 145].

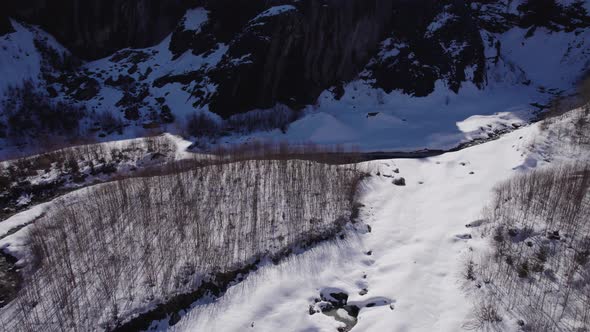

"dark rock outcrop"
[209, 0, 399, 117]
[169, 0, 268, 58]
[0, 1, 15, 36]
[6, 0, 199, 59]
[0, 17, 15, 36]
[518, 0, 590, 32]
[205, 0, 489, 115]
[4, 0, 590, 132]
[367, 0, 486, 97]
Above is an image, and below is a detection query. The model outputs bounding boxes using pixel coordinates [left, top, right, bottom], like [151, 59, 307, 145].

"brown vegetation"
[0, 146, 365, 331]
[470, 163, 590, 331]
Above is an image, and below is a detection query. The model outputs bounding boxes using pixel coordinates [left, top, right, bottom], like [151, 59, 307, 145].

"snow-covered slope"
[162, 107, 590, 331]
[1, 1, 590, 330]
[0, 20, 70, 93]
[152, 115, 544, 331]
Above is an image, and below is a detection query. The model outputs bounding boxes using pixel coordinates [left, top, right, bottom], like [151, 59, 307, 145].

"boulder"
[393, 177, 406, 186]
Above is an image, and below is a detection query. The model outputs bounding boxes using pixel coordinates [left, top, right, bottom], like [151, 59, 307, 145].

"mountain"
[1, 2, 590, 330]
[0, 0, 589, 156]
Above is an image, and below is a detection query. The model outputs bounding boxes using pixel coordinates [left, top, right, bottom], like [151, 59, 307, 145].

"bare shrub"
[226, 105, 300, 134]
[463, 299, 503, 330]
[94, 110, 124, 135]
[185, 112, 221, 138]
[211, 140, 361, 165]
[464, 259, 476, 281]
[474, 163, 590, 331]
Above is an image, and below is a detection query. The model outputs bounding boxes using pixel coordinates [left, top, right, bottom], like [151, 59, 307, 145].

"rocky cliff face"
[162, 0, 493, 116]
[3, 0, 483, 106]
[208, 0, 399, 116]
[4, 0, 198, 59]
[200, 0, 489, 115]
[1, 0, 589, 149]
[367, 0, 486, 97]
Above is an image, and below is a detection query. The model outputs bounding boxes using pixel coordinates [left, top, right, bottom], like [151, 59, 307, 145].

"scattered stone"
[455, 234, 472, 240]
[318, 301, 334, 313]
[127, 64, 138, 75]
[465, 219, 486, 228]
[313, 288, 394, 331]
[547, 230, 561, 240]
[343, 304, 360, 317]
[327, 292, 348, 307]
[110, 50, 151, 63]
[72, 77, 100, 101]
[169, 312, 181, 326]
[105, 74, 135, 87]
[309, 305, 317, 315]
[393, 177, 406, 186]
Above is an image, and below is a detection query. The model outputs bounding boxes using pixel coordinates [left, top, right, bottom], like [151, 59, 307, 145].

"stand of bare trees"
[0, 150, 364, 331]
[0, 135, 179, 219]
[469, 163, 590, 331]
